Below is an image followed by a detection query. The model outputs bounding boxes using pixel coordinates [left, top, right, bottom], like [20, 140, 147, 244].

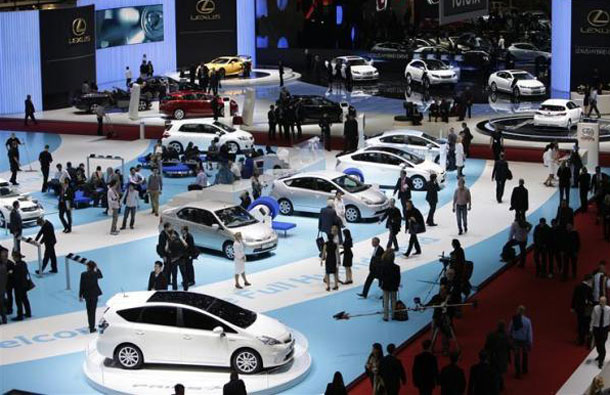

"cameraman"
[449, 239, 465, 284]
[428, 284, 456, 354]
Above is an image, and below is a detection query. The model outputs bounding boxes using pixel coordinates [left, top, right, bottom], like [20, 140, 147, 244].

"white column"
[128, 84, 141, 121]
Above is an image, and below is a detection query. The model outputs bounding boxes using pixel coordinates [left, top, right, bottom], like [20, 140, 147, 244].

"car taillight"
[98, 318, 109, 334]
[162, 132, 170, 138]
[558, 112, 566, 116]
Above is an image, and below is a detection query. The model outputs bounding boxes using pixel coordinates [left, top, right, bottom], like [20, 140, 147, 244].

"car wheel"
[232, 348, 262, 375]
[345, 205, 361, 223]
[114, 344, 144, 370]
[513, 87, 520, 98]
[490, 82, 497, 93]
[278, 199, 294, 216]
[138, 100, 148, 111]
[89, 103, 99, 114]
[168, 141, 184, 154]
[173, 108, 185, 120]
[423, 77, 430, 90]
[406, 73, 412, 85]
[411, 175, 426, 191]
[223, 241, 235, 260]
[273, 165, 282, 170]
[226, 141, 239, 154]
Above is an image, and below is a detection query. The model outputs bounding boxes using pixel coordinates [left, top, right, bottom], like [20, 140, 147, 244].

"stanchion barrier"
[19, 236, 42, 277]
[86, 154, 125, 179]
[65, 253, 96, 290]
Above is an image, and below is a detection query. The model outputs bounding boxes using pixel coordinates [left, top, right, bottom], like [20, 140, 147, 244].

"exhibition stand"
[571, 91, 610, 116]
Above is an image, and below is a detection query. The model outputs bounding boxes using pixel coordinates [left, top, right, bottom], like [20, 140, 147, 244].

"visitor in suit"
[343, 114, 358, 153]
[0, 248, 8, 324]
[147, 261, 168, 291]
[79, 261, 103, 333]
[268, 105, 277, 140]
[35, 217, 57, 274]
[9, 201, 22, 254]
[379, 198, 402, 251]
[380, 250, 400, 321]
[426, 173, 440, 226]
[24, 95, 37, 126]
[379, 343, 406, 394]
[563, 223, 580, 280]
[467, 350, 499, 395]
[572, 274, 594, 346]
[591, 296, 610, 369]
[593, 261, 610, 304]
[508, 305, 533, 378]
[557, 161, 572, 205]
[278, 60, 285, 87]
[182, 226, 196, 286]
[223, 370, 247, 395]
[412, 339, 439, 395]
[318, 199, 341, 240]
[439, 351, 466, 395]
[8, 141, 19, 185]
[510, 179, 529, 221]
[460, 122, 473, 157]
[38, 145, 53, 192]
[533, 218, 550, 277]
[578, 167, 592, 212]
[393, 170, 413, 215]
[357, 237, 384, 299]
[556, 199, 575, 229]
[404, 200, 425, 258]
[484, 321, 511, 391]
[58, 178, 74, 233]
[491, 152, 510, 203]
[11, 251, 31, 321]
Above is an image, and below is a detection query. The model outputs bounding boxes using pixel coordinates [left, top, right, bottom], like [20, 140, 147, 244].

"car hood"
[351, 65, 377, 73]
[352, 187, 388, 204]
[246, 313, 291, 341]
[222, 130, 253, 140]
[0, 196, 36, 209]
[516, 80, 545, 89]
[427, 69, 455, 77]
[416, 160, 444, 174]
[230, 222, 275, 241]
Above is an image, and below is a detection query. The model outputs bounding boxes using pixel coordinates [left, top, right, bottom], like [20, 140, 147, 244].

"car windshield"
[211, 58, 230, 64]
[215, 207, 258, 228]
[373, 147, 425, 164]
[332, 175, 370, 193]
[213, 122, 236, 133]
[426, 60, 448, 70]
[347, 59, 367, 66]
[540, 105, 565, 112]
[148, 291, 257, 328]
[513, 72, 535, 81]
[421, 133, 440, 144]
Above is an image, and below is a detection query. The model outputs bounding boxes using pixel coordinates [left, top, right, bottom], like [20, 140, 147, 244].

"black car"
[288, 95, 343, 124]
[135, 76, 202, 98]
[73, 88, 151, 113]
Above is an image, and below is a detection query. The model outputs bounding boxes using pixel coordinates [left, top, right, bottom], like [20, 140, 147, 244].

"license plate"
[263, 242, 274, 249]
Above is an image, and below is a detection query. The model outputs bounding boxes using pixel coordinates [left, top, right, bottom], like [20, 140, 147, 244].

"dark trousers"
[122, 206, 136, 228]
[9, 167, 17, 184]
[496, 180, 506, 202]
[41, 166, 49, 192]
[386, 229, 399, 250]
[505, 239, 526, 266]
[513, 339, 529, 376]
[589, 101, 601, 118]
[41, 243, 57, 272]
[168, 260, 179, 290]
[279, 72, 284, 87]
[97, 116, 103, 136]
[563, 253, 577, 279]
[186, 258, 195, 285]
[604, 216, 610, 241]
[85, 296, 98, 331]
[5, 285, 13, 314]
[0, 292, 6, 323]
[515, 209, 526, 222]
[594, 327, 609, 362]
[361, 273, 378, 298]
[14, 288, 31, 318]
[268, 122, 276, 140]
[296, 121, 302, 137]
[399, 196, 409, 216]
[427, 201, 436, 225]
[126, 78, 131, 87]
[24, 112, 37, 125]
[576, 312, 591, 345]
[58, 203, 72, 231]
[534, 246, 547, 276]
[406, 233, 421, 256]
[178, 261, 189, 291]
[559, 184, 570, 205]
[580, 189, 589, 212]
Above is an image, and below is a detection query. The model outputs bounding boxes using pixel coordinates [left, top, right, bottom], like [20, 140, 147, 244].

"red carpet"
[349, 205, 609, 395]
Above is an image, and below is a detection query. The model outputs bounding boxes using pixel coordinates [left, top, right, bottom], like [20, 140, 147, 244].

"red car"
[159, 91, 239, 120]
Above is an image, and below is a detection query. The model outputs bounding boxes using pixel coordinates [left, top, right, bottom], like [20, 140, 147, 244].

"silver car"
[161, 201, 278, 259]
[270, 171, 389, 223]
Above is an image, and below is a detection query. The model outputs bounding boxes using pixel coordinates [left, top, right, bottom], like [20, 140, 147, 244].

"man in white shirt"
[49, 163, 70, 195]
[591, 296, 610, 368]
[107, 181, 121, 235]
[498, 35, 505, 50]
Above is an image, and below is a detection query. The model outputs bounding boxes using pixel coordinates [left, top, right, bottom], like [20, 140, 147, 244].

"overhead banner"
[175, 0, 237, 68]
[39, 5, 96, 110]
[571, 0, 610, 90]
[439, 0, 489, 25]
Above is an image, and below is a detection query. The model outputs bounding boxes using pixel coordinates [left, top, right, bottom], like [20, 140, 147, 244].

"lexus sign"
[439, 0, 489, 25]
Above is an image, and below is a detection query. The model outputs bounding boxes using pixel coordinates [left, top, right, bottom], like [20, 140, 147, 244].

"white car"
[331, 56, 379, 81]
[365, 130, 444, 163]
[507, 43, 551, 63]
[488, 70, 546, 97]
[404, 59, 458, 89]
[533, 99, 582, 129]
[336, 147, 446, 190]
[0, 179, 44, 227]
[162, 119, 254, 154]
[96, 291, 295, 374]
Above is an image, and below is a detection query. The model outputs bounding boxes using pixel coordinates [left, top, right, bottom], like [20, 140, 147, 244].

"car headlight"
[238, 136, 249, 141]
[258, 336, 281, 345]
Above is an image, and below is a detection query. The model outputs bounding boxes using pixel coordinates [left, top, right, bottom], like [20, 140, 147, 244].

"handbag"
[506, 169, 513, 180]
[316, 231, 325, 253]
[26, 269, 35, 291]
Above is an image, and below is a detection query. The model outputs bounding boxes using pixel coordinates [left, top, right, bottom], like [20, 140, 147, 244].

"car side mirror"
[427, 143, 434, 149]
[211, 223, 220, 230]
[213, 326, 226, 337]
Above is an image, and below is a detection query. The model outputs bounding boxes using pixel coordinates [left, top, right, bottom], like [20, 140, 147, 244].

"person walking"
[510, 179, 529, 221]
[564, 223, 580, 280]
[11, 251, 31, 321]
[343, 114, 358, 153]
[484, 321, 511, 391]
[412, 339, 439, 395]
[8, 141, 19, 185]
[321, 225, 340, 291]
[34, 217, 57, 274]
[38, 145, 53, 192]
[380, 250, 400, 321]
[268, 105, 277, 140]
[426, 173, 440, 226]
[379, 199, 402, 251]
[455, 137, 465, 178]
[233, 232, 250, 289]
[9, 201, 22, 254]
[492, 152, 511, 203]
[439, 351, 466, 395]
[107, 180, 121, 235]
[357, 238, 384, 299]
[533, 218, 551, 277]
[468, 350, 500, 395]
[393, 170, 413, 215]
[404, 201, 425, 258]
[182, 226, 196, 287]
[79, 261, 103, 333]
[0, 249, 8, 324]
[365, 343, 384, 393]
[278, 60, 285, 87]
[58, 178, 73, 233]
[504, 218, 532, 267]
[558, 161, 572, 205]
[490, 130, 503, 161]
[453, 178, 472, 235]
[379, 344, 406, 394]
[147, 261, 168, 291]
[591, 296, 610, 369]
[460, 122, 473, 157]
[147, 167, 162, 216]
[508, 305, 533, 378]
[120, 184, 138, 230]
[24, 95, 37, 126]
[578, 167, 592, 212]
[572, 274, 594, 346]
[341, 228, 353, 284]
[589, 85, 601, 118]
[319, 199, 341, 241]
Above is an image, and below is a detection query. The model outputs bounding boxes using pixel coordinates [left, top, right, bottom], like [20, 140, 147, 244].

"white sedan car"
[488, 70, 546, 97]
[404, 59, 458, 89]
[365, 130, 444, 163]
[336, 147, 445, 190]
[0, 179, 44, 227]
[162, 119, 254, 154]
[331, 56, 379, 81]
[97, 291, 295, 374]
[533, 99, 582, 129]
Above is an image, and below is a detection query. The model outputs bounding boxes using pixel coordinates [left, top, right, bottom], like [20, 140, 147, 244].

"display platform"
[477, 115, 610, 143]
[83, 331, 311, 395]
[166, 68, 300, 88]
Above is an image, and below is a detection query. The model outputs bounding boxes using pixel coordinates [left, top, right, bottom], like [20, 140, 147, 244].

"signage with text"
[439, 0, 489, 25]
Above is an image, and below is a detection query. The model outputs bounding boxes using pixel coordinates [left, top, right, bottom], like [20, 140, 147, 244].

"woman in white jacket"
[455, 137, 465, 178]
[233, 232, 250, 289]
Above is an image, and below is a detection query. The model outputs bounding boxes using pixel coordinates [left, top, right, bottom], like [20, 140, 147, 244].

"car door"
[179, 307, 236, 366]
[176, 123, 201, 150]
[194, 208, 226, 250]
[312, 178, 336, 209]
[137, 306, 182, 363]
[286, 177, 319, 211]
[352, 153, 385, 185]
[198, 124, 219, 149]
[566, 101, 581, 121]
[195, 93, 213, 116]
[376, 153, 404, 187]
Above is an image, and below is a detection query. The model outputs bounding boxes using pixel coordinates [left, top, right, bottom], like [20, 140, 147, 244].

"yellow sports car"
[205, 56, 251, 77]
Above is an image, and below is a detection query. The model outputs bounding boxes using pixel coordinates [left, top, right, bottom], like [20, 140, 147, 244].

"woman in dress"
[321, 225, 340, 291]
[549, 142, 560, 186]
[342, 228, 353, 284]
[233, 232, 250, 289]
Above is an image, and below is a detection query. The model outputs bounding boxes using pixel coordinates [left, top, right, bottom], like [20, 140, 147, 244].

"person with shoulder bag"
[11, 251, 31, 321]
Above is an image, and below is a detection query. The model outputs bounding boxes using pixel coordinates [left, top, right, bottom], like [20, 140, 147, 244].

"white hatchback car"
[162, 119, 254, 154]
[331, 56, 379, 81]
[404, 59, 458, 88]
[533, 99, 582, 129]
[97, 291, 295, 374]
[0, 179, 44, 227]
[488, 70, 546, 97]
[365, 130, 444, 163]
[336, 147, 445, 190]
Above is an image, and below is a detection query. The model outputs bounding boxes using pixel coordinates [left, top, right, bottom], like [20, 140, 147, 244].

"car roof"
[380, 129, 424, 137]
[287, 170, 345, 179]
[170, 118, 221, 126]
[542, 99, 572, 105]
[178, 200, 239, 211]
[504, 69, 528, 74]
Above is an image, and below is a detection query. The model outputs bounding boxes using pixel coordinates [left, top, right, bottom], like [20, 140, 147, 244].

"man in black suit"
[379, 251, 400, 322]
[223, 370, 247, 395]
[24, 95, 37, 126]
[318, 199, 341, 240]
[148, 261, 168, 291]
[38, 145, 53, 192]
[35, 217, 57, 274]
[556, 199, 574, 229]
[9, 201, 22, 254]
[278, 60, 285, 87]
[491, 152, 510, 203]
[393, 170, 413, 215]
[426, 173, 440, 226]
[557, 161, 572, 205]
[439, 351, 466, 395]
[357, 237, 384, 299]
[8, 141, 19, 186]
[268, 105, 277, 140]
[468, 350, 500, 395]
[343, 114, 358, 153]
[572, 274, 593, 346]
[412, 339, 439, 395]
[79, 261, 103, 333]
[564, 223, 580, 280]
[211, 95, 221, 121]
[510, 179, 529, 221]
[379, 343, 406, 394]
[379, 198, 402, 250]
[577, 167, 591, 212]
[533, 218, 550, 277]
[404, 200, 425, 258]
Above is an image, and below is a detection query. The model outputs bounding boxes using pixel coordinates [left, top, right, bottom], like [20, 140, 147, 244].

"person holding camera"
[79, 261, 103, 333]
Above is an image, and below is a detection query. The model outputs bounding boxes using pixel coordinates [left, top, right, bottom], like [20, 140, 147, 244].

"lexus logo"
[587, 9, 610, 27]
[72, 18, 87, 36]
[196, 0, 216, 15]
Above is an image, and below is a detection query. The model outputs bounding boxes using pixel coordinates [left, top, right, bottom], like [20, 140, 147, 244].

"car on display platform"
[411, 46, 454, 60]
[159, 91, 239, 120]
[488, 70, 547, 98]
[96, 290, 295, 374]
[287, 95, 343, 124]
[365, 130, 444, 163]
[0, 179, 44, 227]
[533, 99, 582, 129]
[205, 56, 252, 78]
[160, 201, 278, 259]
[73, 88, 152, 113]
[336, 147, 445, 191]
[330, 56, 380, 81]
[162, 119, 254, 154]
[506, 43, 551, 63]
[137, 76, 202, 98]
[370, 41, 409, 53]
[270, 171, 389, 222]
[404, 59, 459, 88]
